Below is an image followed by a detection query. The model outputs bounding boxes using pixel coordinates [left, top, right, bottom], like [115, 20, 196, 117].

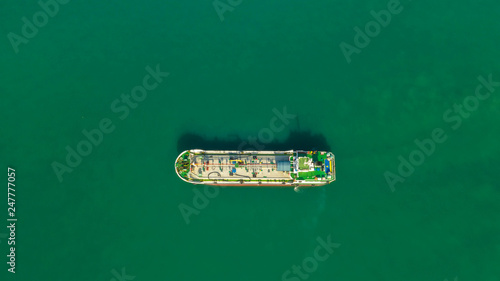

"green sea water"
[1, 0, 500, 280]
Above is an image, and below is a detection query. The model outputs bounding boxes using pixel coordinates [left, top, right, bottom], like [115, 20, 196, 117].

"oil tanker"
[175, 150, 335, 189]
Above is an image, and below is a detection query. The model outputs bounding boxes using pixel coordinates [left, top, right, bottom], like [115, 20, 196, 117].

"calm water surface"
[1, 0, 499, 280]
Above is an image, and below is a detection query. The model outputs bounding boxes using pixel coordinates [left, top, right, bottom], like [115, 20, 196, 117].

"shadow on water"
[176, 130, 332, 153]
[177, 130, 336, 262]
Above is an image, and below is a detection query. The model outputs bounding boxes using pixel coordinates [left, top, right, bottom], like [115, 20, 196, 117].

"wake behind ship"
[175, 150, 335, 188]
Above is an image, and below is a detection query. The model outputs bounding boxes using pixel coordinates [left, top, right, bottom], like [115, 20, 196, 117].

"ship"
[175, 150, 335, 189]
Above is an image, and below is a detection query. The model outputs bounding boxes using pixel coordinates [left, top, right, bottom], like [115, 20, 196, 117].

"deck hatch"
[277, 161, 291, 171]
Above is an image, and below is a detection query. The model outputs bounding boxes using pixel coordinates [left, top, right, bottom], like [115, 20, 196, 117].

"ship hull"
[195, 183, 323, 187]
[175, 149, 335, 188]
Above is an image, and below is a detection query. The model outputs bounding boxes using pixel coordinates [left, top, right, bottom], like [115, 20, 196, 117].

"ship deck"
[189, 153, 292, 181]
[176, 149, 335, 186]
